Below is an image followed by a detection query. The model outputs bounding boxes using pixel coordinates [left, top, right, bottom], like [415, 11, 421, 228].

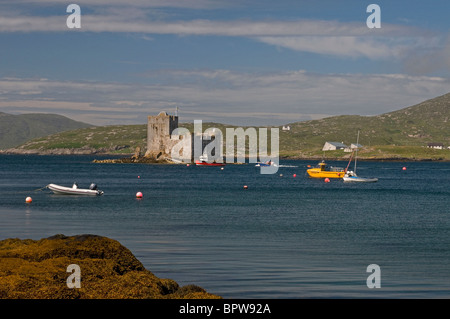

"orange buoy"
[324, 178, 330, 183]
[243, 185, 248, 189]
[25, 196, 32, 203]
[136, 192, 143, 198]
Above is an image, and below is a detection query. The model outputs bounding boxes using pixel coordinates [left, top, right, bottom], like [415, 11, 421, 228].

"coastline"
[0, 148, 134, 156]
[280, 155, 450, 162]
[1, 149, 449, 162]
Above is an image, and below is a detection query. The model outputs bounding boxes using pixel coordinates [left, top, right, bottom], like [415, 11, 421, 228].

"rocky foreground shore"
[0, 234, 220, 299]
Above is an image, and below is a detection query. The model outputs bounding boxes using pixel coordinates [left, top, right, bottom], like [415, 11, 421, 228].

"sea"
[1, 154, 450, 299]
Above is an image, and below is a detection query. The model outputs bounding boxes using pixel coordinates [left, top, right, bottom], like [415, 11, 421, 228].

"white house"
[282, 125, 291, 131]
[427, 143, 444, 149]
[344, 143, 363, 152]
[322, 141, 348, 151]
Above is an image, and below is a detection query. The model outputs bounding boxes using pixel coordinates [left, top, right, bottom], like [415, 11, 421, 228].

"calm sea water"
[1, 155, 450, 298]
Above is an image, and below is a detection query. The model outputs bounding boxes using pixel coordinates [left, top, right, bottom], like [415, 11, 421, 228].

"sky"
[0, 0, 449, 126]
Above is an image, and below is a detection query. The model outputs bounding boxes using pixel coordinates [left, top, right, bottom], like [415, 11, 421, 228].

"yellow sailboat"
[306, 161, 345, 178]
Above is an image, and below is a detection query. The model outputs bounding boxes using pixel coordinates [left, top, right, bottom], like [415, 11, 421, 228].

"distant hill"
[0, 112, 93, 149]
[4, 92, 450, 160]
[280, 92, 450, 156]
[4, 124, 148, 155]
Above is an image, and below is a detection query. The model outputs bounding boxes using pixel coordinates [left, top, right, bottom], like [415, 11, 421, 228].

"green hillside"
[0, 112, 93, 149]
[13, 124, 148, 154]
[5, 92, 450, 160]
[279, 92, 450, 157]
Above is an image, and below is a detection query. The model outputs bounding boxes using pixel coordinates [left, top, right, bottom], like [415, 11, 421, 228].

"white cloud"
[1, 0, 224, 9]
[256, 36, 418, 59]
[0, 14, 419, 36]
[0, 6, 439, 62]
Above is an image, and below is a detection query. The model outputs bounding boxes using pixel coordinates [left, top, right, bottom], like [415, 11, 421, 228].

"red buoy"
[293, 174, 297, 177]
[243, 185, 248, 190]
[25, 196, 32, 203]
[136, 192, 143, 198]
[402, 167, 407, 171]
[324, 178, 330, 183]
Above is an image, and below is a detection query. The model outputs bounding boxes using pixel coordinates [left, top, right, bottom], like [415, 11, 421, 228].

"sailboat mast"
[354, 130, 360, 173]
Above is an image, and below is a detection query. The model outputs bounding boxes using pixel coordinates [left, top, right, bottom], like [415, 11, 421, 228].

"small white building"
[282, 125, 291, 131]
[322, 141, 348, 151]
[344, 143, 363, 152]
[427, 143, 444, 150]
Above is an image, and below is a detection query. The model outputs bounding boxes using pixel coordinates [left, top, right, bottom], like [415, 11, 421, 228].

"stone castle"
[145, 111, 179, 159]
[144, 111, 218, 162]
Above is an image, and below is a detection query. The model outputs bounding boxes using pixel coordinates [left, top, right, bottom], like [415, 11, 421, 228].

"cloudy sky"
[0, 0, 449, 126]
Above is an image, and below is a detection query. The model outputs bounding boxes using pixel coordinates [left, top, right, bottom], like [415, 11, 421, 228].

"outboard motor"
[89, 183, 98, 190]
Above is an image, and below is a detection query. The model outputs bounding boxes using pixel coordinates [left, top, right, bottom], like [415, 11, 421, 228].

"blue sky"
[0, 0, 449, 126]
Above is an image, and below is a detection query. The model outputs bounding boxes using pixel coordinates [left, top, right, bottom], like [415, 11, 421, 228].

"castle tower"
[146, 111, 179, 158]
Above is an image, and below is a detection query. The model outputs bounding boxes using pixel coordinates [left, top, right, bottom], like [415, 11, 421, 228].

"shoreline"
[1, 147, 450, 162]
[0, 150, 450, 165]
[280, 156, 450, 162]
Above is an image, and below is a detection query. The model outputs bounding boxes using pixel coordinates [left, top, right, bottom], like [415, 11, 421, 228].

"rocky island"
[0, 234, 220, 299]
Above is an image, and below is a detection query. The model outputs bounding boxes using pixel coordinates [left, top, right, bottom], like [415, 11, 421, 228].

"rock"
[131, 146, 142, 159]
[0, 234, 220, 299]
[92, 155, 172, 164]
[92, 157, 164, 164]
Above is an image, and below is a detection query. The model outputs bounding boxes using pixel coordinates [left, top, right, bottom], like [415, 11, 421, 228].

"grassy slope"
[279, 92, 450, 159]
[0, 112, 93, 149]
[19, 124, 148, 154]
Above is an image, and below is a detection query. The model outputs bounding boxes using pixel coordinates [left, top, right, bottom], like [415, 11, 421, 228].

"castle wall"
[146, 111, 179, 159]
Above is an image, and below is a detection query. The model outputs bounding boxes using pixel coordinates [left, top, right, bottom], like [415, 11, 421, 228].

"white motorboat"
[255, 160, 277, 167]
[47, 183, 104, 196]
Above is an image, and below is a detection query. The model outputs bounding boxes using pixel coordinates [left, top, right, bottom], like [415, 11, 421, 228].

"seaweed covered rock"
[0, 234, 220, 299]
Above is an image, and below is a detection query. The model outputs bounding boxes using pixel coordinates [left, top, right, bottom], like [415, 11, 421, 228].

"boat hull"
[306, 169, 345, 178]
[47, 184, 104, 196]
[343, 176, 378, 183]
[195, 160, 225, 166]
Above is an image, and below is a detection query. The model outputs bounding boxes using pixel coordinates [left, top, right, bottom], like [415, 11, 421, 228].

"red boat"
[195, 160, 225, 166]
